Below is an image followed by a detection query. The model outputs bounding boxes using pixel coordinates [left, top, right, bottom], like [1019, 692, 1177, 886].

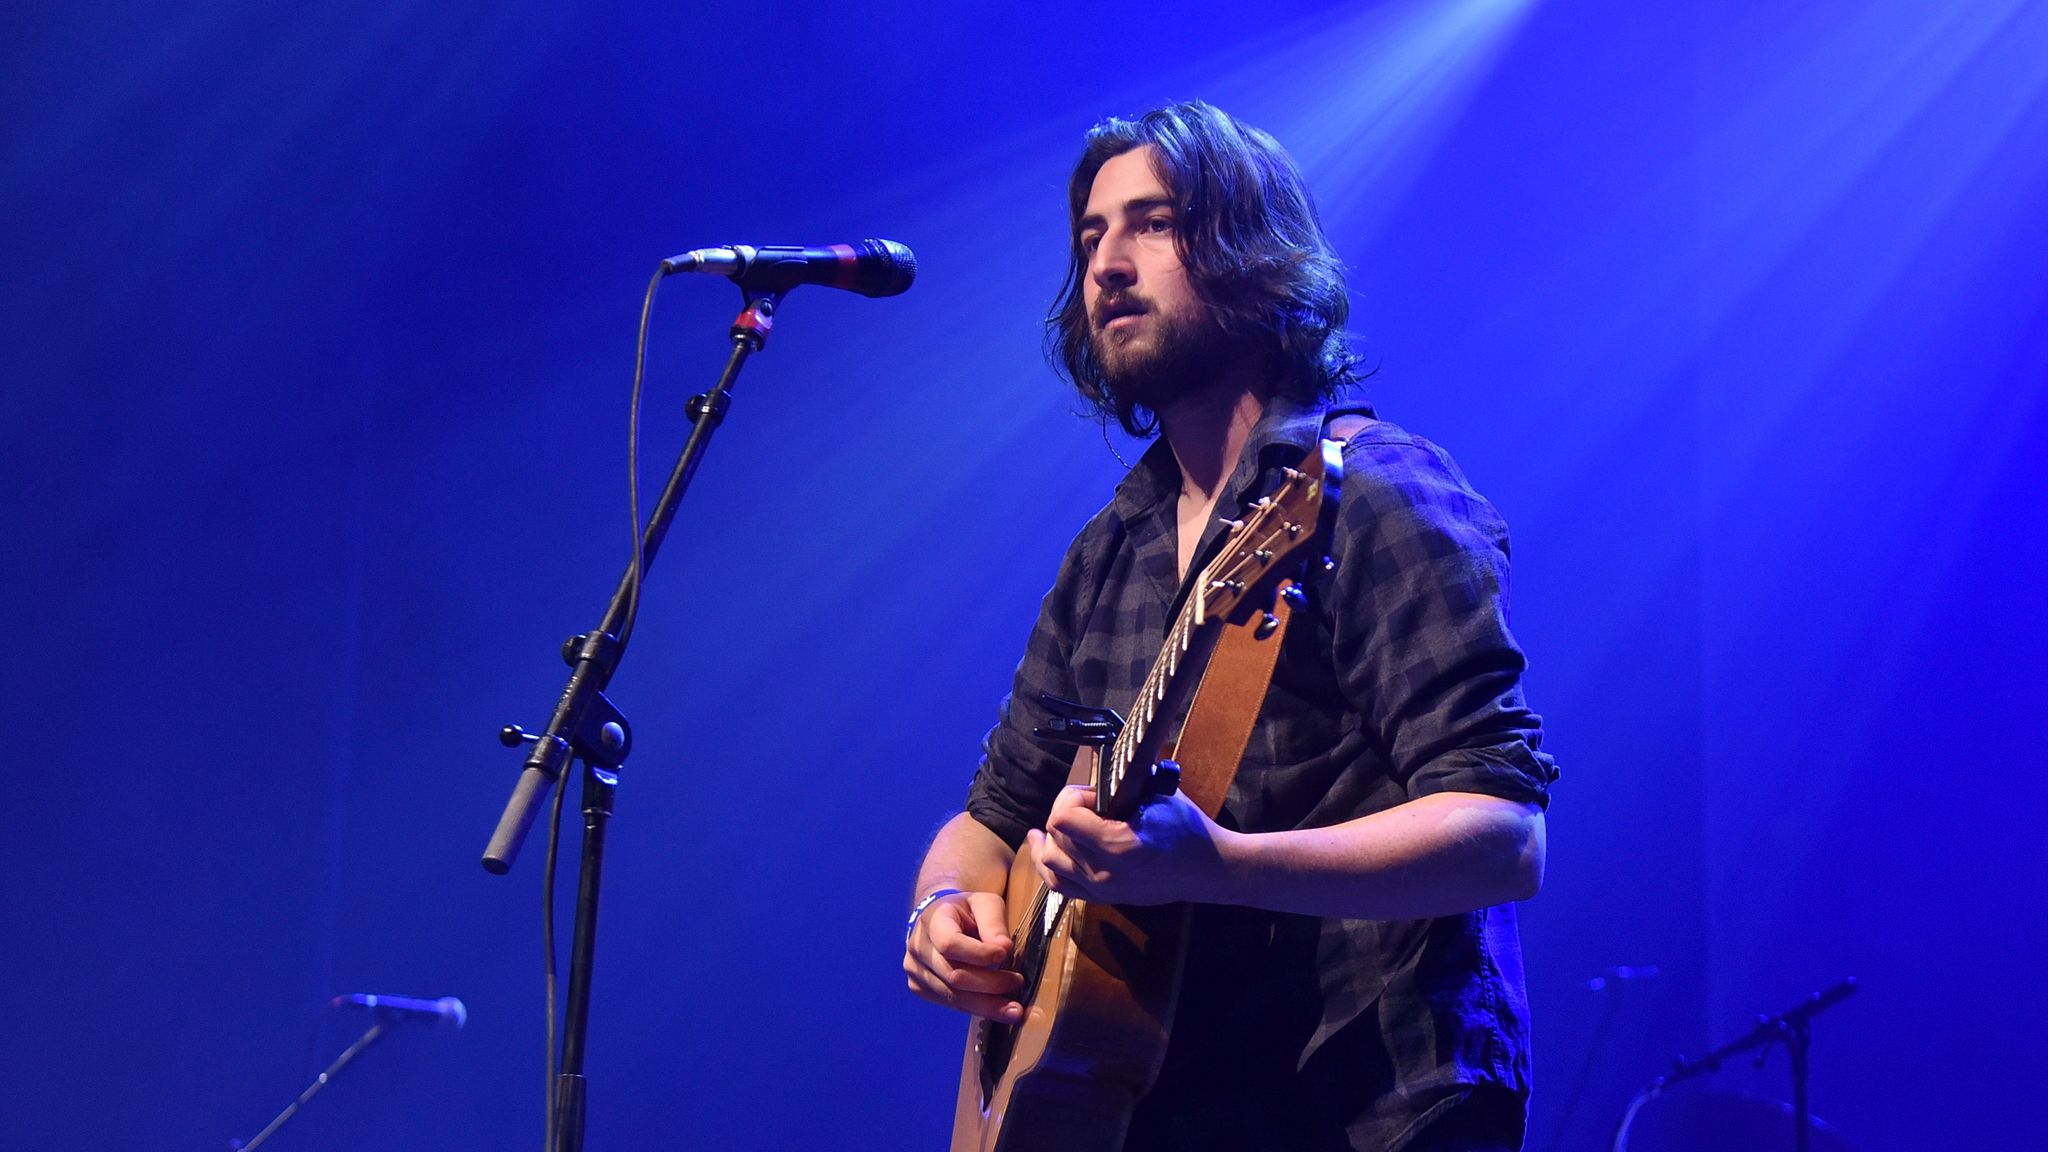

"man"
[903, 102, 1556, 1152]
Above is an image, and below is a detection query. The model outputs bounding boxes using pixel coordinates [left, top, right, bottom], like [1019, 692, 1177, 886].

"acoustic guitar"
[951, 439, 1343, 1152]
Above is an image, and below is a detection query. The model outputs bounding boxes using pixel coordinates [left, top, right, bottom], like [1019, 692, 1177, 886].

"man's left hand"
[1028, 784, 1238, 906]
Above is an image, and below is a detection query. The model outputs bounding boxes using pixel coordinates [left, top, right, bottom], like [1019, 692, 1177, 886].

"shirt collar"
[1110, 391, 1336, 525]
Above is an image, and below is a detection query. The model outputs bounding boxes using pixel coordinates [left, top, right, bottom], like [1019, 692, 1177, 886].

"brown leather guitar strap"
[1165, 593, 1293, 819]
[1166, 420, 1367, 819]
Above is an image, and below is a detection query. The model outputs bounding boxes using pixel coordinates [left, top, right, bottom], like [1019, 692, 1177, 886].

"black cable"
[1546, 982, 1628, 1151]
[543, 265, 664, 1151]
[622, 267, 663, 650]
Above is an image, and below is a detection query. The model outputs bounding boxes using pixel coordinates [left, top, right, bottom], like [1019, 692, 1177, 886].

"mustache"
[1091, 293, 1151, 329]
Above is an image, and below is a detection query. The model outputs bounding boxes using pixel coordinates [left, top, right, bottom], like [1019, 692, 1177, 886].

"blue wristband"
[906, 887, 964, 945]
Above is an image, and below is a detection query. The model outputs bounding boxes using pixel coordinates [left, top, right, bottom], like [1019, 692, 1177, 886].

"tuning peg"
[1281, 584, 1308, 610]
[1255, 612, 1280, 640]
[1320, 555, 1337, 571]
[1218, 517, 1244, 533]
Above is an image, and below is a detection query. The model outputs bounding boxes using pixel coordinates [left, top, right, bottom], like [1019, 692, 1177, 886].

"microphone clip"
[729, 286, 786, 349]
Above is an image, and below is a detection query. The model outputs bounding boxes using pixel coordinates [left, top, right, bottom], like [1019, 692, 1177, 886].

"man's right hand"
[903, 890, 1025, 1022]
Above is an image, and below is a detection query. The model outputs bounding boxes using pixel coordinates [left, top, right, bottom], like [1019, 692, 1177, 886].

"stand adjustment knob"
[687, 390, 733, 424]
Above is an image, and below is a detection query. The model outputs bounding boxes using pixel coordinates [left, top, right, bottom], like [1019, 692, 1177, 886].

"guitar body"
[951, 749, 1190, 1152]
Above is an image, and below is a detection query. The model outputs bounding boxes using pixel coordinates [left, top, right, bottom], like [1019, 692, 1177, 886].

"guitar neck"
[1090, 445, 1337, 820]
[1093, 583, 1225, 821]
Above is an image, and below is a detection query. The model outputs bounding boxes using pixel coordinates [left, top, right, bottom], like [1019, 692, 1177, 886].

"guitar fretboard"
[1098, 483, 1307, 812]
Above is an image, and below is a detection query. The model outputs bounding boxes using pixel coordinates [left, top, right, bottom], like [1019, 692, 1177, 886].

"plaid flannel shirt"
[965, 393, 1557, 1151]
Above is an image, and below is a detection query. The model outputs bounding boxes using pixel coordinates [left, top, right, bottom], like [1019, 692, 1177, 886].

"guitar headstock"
[1193, 438, 1344, 626]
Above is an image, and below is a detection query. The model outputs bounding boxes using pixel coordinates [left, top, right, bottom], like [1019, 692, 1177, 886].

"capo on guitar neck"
[1033, 693, 1124, 746]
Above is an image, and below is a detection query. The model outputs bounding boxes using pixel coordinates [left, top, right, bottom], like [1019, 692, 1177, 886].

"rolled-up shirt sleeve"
[964, 517, 1106, 850]
[1325, 434, 1558, 808]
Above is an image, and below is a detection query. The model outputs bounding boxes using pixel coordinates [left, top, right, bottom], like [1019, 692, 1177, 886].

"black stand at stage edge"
[1609, 977, 1859, 1152]
[229, 1020, 387, 1151]
[480, 288, 785, 1152]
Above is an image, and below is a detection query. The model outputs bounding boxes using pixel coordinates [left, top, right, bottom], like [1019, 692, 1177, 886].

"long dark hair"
[1049, 101, 1364, 437]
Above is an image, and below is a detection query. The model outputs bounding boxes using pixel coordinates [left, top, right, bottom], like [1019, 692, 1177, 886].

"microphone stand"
[480, 285, 786, 1152]
[229, 1020, 387, 1151]
[1609, 977, 1858, 1152]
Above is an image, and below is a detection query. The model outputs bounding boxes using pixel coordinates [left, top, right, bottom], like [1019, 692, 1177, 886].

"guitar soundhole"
[977, 1019, 1013, 1105]
[977, 893, 1061, 1106]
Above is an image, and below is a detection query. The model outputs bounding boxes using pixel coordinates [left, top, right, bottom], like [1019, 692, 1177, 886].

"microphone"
[329, 993, 469, 1028]
[660, 239, 916, 297]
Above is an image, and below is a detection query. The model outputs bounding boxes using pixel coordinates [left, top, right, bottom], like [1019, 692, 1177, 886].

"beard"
[1090, 299, 1244, 420]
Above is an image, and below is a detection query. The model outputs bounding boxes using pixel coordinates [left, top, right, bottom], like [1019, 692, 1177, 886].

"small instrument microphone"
[1583, 965, 1661, 992]
[329, 993, 468, 1028]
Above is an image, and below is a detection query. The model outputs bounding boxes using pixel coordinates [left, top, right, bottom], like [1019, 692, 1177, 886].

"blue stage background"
[5, 1, 2044, 1148]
